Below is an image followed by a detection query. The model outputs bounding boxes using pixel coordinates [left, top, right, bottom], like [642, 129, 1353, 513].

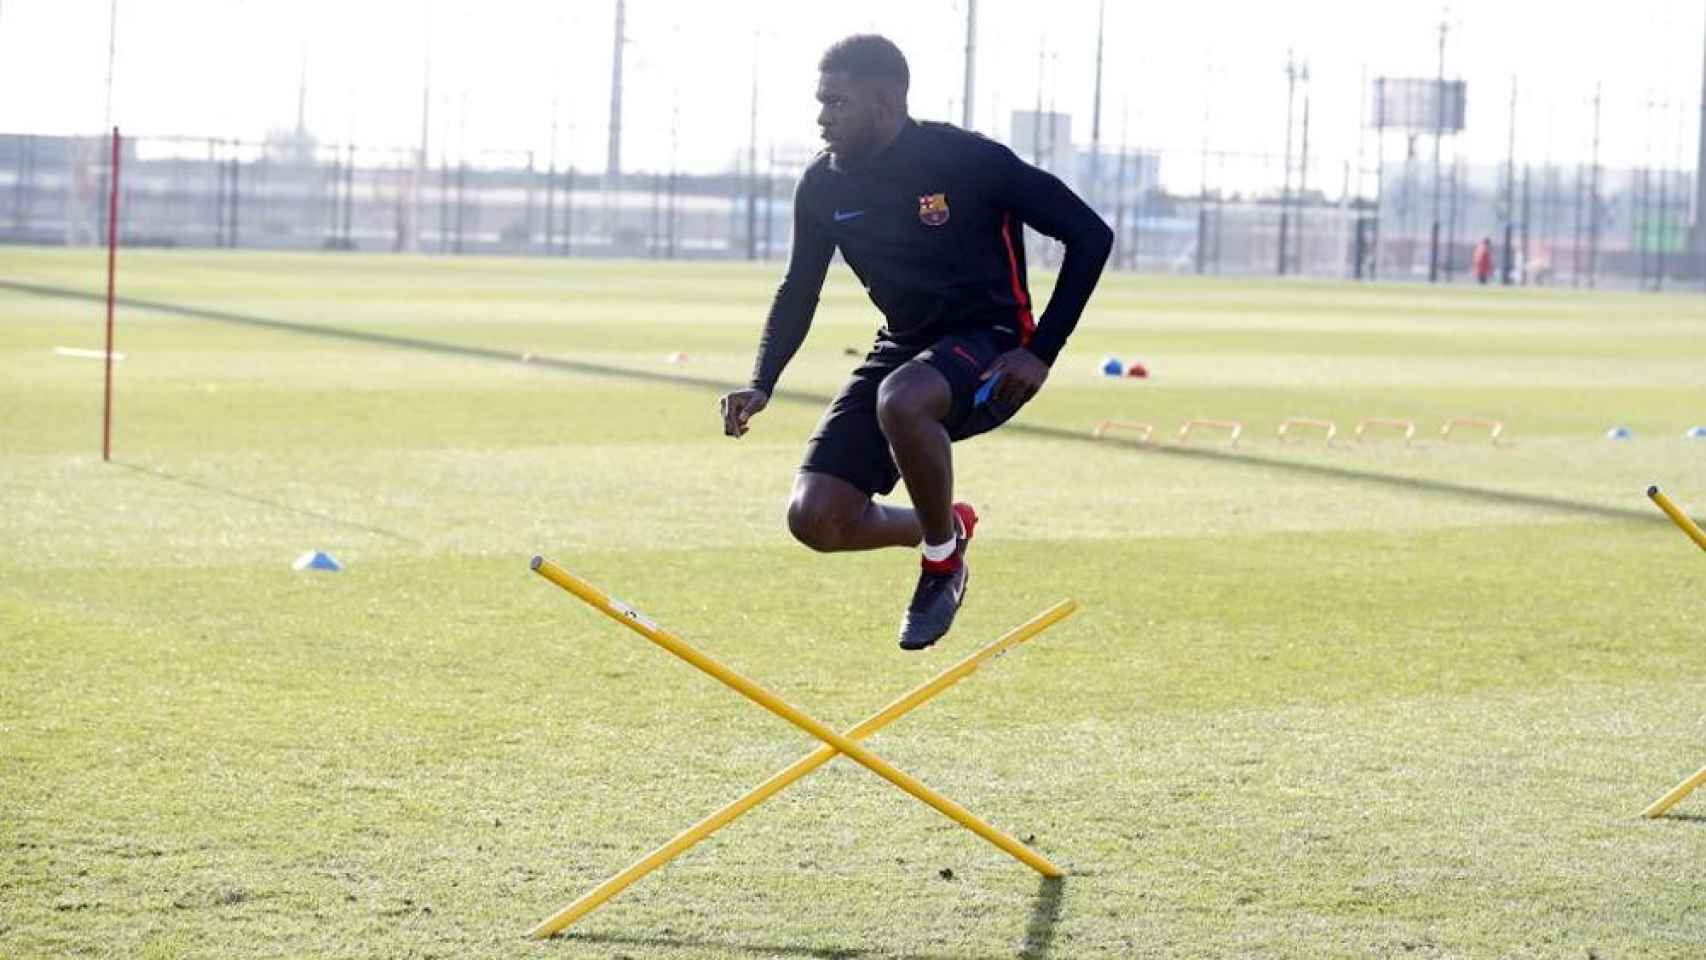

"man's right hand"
[719, 388, 770, 438]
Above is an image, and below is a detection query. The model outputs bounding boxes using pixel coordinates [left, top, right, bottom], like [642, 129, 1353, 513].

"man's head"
[816, 35, 909, 168]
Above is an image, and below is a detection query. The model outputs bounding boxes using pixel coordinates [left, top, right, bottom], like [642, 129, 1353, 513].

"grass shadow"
[559, 930, 965, 960]
[1019, 876, 1065, 960]
[112, 460, 422, 544]
[554, 876, 1064, 959]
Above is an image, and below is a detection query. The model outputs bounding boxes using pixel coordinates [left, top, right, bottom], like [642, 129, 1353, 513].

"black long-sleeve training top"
[749, 119, 1114, 395]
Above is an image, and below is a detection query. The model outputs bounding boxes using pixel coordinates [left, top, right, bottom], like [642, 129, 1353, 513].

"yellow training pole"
[1639, 486, 1706, 818]
[527, 598, 1077, 939]
[530, 557, 1065, 879]
[1643, 764, 1706, 819]
[1648, 486, 1706, 552]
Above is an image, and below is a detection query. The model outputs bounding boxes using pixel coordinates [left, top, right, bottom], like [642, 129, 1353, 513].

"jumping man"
[718, 34, 1112, 650]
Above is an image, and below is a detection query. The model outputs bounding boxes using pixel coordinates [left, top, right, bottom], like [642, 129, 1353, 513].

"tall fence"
[1, 131, 1699, 290]
[0, 134, 799, 260]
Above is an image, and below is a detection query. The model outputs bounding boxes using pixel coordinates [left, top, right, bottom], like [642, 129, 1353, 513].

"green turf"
[3, 248, 1705, 959]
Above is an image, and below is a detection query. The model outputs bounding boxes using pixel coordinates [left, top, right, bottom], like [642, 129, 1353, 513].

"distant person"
[718, 34, 1112, 650]
[1528, 242, 1554, 286]
[1473, 237, 1494, 284]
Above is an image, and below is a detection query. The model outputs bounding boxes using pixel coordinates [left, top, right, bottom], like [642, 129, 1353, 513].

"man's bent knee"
[786, 473, 876, 552]
[787, 495, 851, 552]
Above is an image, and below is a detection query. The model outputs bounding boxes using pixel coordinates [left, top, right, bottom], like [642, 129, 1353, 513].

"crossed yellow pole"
[1640, 486, 1706, 819]
[1643, 767, 1706, 819]
[529, 556, 1074, 938]
[1648, 485, 1706, 553]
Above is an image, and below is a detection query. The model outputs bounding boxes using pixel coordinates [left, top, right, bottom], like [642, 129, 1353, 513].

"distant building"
[1074, 148, 1162, 204]
[1009, 111, 1074, 184]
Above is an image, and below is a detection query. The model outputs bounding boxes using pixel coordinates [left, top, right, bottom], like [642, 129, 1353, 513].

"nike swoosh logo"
[833, 209, 866, 223]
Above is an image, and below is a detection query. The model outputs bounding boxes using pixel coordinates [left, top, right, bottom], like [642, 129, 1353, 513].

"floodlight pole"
[746, 31, 759, 261]
[1652, 99, 1669, 292]
[607, 0, 624, 188]
[667, 88, 680, 259]
[564, 162, 575, 256]
[545, 94, 558, 253]
[1542, 104, 1559, 284]
[1371, 76, 1385, 281]
[1032, 42, 1045, 167]
[1296, 63, 1311, 275]
[1116, 104, 1131, 272]
[1572, 155, 1584, 287]
[416, 7, 431, 253]
[962, 0, 977, 129]
[1588, 83, 1602, 288]
[1088, 0, 1105, 211]
[1198, 79, 1211, 275]
[1446, 155, 1461, 279]
[1503, 76, 1517, 285]
[1279, 51, 1298, 276]
[102, 127, 120, 463]
[1668, 96, 1688, 290]
[606, 0, 625, 245]
[228, 149, 240, 249]
[1429, 18, 1446, 283]
[1639, 98, 1653, 290]
[650, 166, 662, 258]
[763, 142, 776, 259]
[342, 143, 355, 247]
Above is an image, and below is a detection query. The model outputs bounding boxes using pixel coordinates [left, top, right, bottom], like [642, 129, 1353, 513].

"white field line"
[53, 347, 125, 361]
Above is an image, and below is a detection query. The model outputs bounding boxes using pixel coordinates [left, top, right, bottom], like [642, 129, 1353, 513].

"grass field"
[3, 247, 1705, 959]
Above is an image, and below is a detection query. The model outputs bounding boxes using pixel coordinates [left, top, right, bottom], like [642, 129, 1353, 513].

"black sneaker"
[898, 561, 969, 651]
[897, 503, 978, 651]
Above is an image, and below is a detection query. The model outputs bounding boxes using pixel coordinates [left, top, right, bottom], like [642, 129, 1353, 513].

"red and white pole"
[102, 127, 120, 462]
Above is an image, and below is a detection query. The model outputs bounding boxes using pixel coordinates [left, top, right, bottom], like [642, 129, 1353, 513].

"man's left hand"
[981, 348, 1049, 409]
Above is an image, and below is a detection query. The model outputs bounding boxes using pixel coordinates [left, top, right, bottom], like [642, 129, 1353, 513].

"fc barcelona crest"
[918, 193, 950, 226]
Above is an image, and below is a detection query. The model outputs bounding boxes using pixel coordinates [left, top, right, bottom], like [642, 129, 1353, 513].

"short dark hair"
[819, 35, 909, 91]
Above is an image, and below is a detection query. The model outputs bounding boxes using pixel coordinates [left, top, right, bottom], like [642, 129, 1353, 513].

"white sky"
[1, 0, 1702, 183]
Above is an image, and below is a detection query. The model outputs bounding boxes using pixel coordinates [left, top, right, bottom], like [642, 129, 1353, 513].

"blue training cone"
[293, 551, 343, 572]
[1687, 426, 1706, 439]
[1100, 356, 1124, 376]
[1605, 426, 1633, 440]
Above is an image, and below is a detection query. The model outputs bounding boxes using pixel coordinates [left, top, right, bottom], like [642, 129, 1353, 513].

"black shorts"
[801, 328, 1024, 496]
